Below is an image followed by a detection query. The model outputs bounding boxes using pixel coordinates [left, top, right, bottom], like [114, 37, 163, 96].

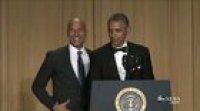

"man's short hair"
[107, 13, 129, 27]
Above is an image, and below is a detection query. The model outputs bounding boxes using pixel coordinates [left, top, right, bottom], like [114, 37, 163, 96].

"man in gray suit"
[32, 18, 91, 111]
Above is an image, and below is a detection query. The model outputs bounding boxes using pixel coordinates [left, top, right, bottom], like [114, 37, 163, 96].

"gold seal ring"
[115, 87, 147, 111]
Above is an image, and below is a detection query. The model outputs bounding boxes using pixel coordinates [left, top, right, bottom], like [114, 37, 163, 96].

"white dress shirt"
[69, 44, 90, 79]
[113, 42, 128, 81]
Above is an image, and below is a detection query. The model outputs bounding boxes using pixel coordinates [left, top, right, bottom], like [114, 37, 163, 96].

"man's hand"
[53, 100, 70, 111]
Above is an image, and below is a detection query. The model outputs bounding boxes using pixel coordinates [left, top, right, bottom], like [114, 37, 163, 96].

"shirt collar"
[114, 41, 128, 49]
[69, 44, 86, 54]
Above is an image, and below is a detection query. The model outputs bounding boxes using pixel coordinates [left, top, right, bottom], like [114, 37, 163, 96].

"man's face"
[108, 20, 128, 47]
[68, 19, 86, 49]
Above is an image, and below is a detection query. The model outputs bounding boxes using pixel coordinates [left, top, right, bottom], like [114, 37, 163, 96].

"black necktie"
[77, 51, 85, 85]
[113, 47, 127, 53]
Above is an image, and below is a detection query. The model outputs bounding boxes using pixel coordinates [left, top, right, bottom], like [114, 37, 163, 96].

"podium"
[90, 80, 172, 111]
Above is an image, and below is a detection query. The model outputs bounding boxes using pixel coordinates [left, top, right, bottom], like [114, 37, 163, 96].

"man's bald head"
[67, 18, 86, 36]
[67, 17, 86, 49]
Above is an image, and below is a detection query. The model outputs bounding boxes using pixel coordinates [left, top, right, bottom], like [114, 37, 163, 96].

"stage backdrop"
[0, 0, 200, 111]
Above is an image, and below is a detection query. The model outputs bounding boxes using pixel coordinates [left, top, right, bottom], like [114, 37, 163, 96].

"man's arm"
[88, 52, 102, 81]
[32, 52, 56, 109]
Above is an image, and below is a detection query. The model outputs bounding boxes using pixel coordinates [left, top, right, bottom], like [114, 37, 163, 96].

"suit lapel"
[106, 43, 120, 80]
[64, 46, 92, 84]
[126, 42, 142, 80]
[63, 46, 81, 85]
[127, 42, 136, 56]
[85, 48, 91, 78]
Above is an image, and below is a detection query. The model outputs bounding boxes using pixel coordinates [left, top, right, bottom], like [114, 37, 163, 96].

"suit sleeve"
[32, 52, 56, 109]
[88, 52, 102, 81]
[86, 52, 102, 107]
[142, 48, 155, 80]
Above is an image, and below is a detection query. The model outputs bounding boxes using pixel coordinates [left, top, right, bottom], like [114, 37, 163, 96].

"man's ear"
[126, 26, 131, 36]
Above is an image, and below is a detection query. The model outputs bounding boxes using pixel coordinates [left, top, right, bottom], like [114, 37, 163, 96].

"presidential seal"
[115, 87, 147, 111]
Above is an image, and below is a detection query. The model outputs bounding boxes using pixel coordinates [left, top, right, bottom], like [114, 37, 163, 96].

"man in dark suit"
[90, 13, 154, 81]
[32, 18, 91, 111]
